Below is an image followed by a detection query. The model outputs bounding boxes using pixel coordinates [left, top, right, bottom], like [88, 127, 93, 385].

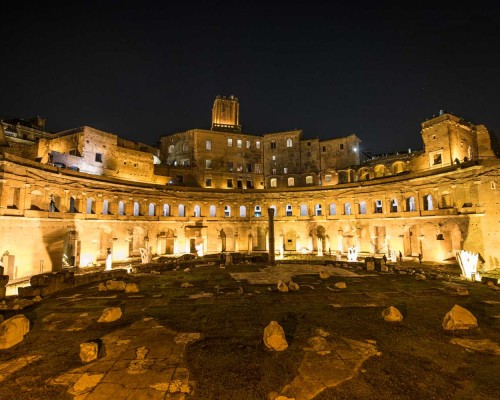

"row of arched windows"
[34, 191, 440, 218]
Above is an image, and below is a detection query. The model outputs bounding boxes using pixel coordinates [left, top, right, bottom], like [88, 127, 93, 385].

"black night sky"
[1, 1, 499, 155]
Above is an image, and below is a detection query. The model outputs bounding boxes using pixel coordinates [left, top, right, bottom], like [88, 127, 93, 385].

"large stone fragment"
[0, 314, 30, 349]
[97, 307, 122, 323]
[288, 281, 300, 291]
[442, 304, 478, 331]
[106, 280, 126, 291]
[263, 321, 288, 351]
[124, 283, 139, 293]
[277, 280, 289, 292]
[334, 282, 346, 289]
[382, 306, 403, 322]
[80, 342, 99, 363]
[319, 270, 330, 279]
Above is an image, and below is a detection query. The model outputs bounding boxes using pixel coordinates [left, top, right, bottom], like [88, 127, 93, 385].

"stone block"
[0, 314, 30, 349]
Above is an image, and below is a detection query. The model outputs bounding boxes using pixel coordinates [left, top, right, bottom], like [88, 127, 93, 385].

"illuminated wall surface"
[0, 107, 499, 280]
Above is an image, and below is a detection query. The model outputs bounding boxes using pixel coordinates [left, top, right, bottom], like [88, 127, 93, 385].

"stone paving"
[230, 263, 374, 285]
[50, 317, 201, 400]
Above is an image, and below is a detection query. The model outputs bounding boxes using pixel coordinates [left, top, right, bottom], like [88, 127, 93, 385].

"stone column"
[268, 208, 275, 264]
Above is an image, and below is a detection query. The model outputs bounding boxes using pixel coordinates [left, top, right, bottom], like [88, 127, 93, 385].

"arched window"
[69, 197, 78, 213]
[406, 196, 416, 212]
[270, 178, 277, 187]
[390, 199, 398, 212]
[441, 193, 452, 208]
[193, 205, 201, 217]
[344, 202, 351, 215]
[86, 198, 95, 214]
[224, 205, 231, 217]
[286, 138, 293, 147]
[148, 203, 156, 216]
[178, 204, 185, 217]
[423, 194, 433, 211]
[288, 177, 295, 186]
[209, 205, 216, 217]
[254, 205, 262, 217]
[315, 204, 322, 216]
[168, 144, 174, 154]
[118, 201, 125, 216]
[359, 201, 367, 214]
[102, 199, 109, 215]
[133, 202, 140, 216]
[300, 204, 308, 216]
[239, 205, 246, 217]
[286, 204, 293, 216]
[163, 204, 170, 217]
[306, 175, 313, 184]
[374, 200, 383, 213]
[329, 203, 336, 215]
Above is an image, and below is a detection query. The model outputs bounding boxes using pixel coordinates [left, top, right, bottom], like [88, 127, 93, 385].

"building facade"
[0, 99, 499, 281]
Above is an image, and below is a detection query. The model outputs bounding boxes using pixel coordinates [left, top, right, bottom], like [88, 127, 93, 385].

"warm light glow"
[195, 244, 204, 257]
[79, 253, 96, 268]
[456, 250, 481, 281]
[347, 246, 358, 261]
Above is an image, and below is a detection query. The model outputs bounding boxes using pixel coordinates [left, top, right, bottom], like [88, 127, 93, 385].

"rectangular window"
[433, 153, 442, 165]
[246, 163, 252, 172]
[246, 180, 253, 189]
[237, 139, 242, 148]
[69, 149, 77, 156]
[205, 159, 212, 169]
[325, 174, 332, 182]
[176, 175, 183, 184]
[237, 179, 243, 189]
[237, 163, 243, 172]
[256, 141, 261, 149]
[272, 168, 277, 175]
[205, 178, 212, 187]
[284, 167, 288, 174]
[227, 138, 233, 147]
[255, 164, 261, 173]
[227, 161, 233, 171]
[206, 140, 212, 150]
[95, 153, 102, 162]
[271, 141, 276, 149]
[227, 179, 233, 188]
[246, 140, 250, 148]
[272, 155, 276, 160]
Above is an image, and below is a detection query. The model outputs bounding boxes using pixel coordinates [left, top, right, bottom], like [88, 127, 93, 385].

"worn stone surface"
[274, 330, 379, 400]
[0, 314, 30, 349]
[0, 355, 41, 382]
[97, 307, 122, 323]
[125, 283, 139, 293]
[50, 318, 201, 399]
[263, 321, 288, 351]
[288, 281, 300, 291]
[105, 280, 126, 291]
[382, 306, 403, 322]
[442, 305, 478, 330]
[277, 280, 289, 293]
[334, 282, 347, 289]
[450, 338, 500, 355]
[230, 264, 364, 285]
[80, 342, 99, 363]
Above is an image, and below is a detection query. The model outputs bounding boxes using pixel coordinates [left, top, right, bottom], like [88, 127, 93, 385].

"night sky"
[1, 1, 499, 155]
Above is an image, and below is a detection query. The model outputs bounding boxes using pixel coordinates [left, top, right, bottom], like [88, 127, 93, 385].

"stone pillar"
[268, 208, 275, 264]
[247, 234, 252, 254]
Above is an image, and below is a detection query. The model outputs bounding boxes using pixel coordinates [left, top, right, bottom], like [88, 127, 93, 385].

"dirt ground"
[0, 257, 499, 400]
